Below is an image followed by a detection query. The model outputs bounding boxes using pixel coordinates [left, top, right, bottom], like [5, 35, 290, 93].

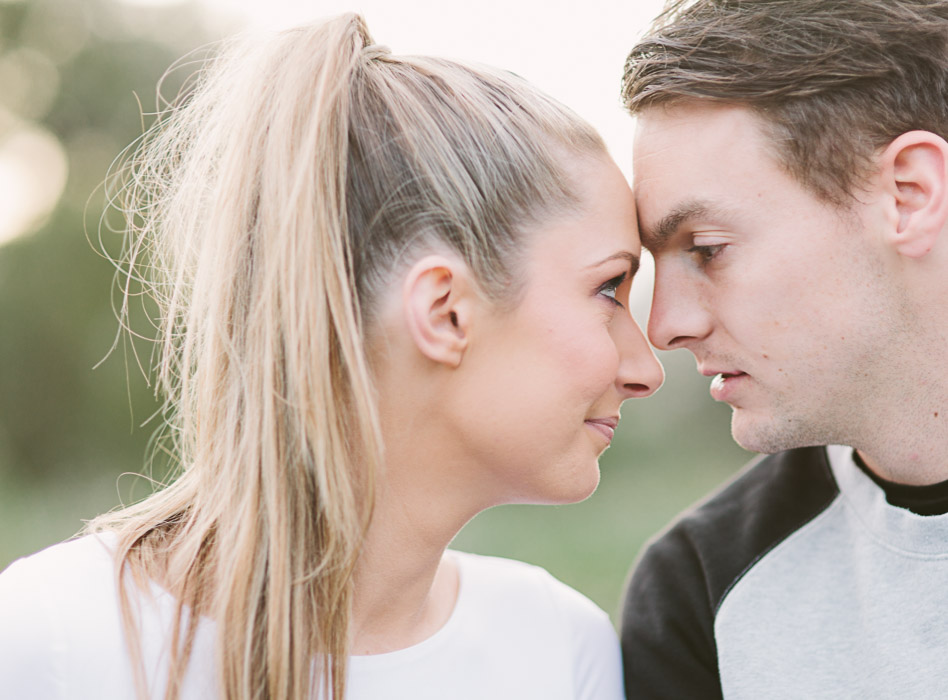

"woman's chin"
[528, 462, 602, 506]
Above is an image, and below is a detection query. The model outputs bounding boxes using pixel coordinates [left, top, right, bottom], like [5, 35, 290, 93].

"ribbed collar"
[851, 451, 948, 516]
[827, 445, 948, 557]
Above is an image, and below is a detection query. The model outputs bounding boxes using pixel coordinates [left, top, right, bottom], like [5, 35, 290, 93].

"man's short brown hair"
[623, 0, 948, 204]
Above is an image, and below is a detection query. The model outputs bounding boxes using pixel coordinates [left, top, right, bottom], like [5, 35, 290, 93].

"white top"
[0, 534, 624, 699]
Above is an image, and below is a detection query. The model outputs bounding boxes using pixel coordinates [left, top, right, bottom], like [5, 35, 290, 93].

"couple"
[2, 1, 947, 698]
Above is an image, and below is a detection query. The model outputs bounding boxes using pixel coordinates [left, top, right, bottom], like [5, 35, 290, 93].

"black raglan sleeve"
[620, 447, 839, 699]
[621, 522, 722, 699]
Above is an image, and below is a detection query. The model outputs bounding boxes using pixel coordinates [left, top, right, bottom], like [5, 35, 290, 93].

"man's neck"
[856, 435, 948, 486]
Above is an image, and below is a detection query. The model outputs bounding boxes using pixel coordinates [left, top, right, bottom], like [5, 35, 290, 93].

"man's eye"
[687, 244, 725, 265]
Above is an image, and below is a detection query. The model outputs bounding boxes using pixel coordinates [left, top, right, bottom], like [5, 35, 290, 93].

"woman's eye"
[598, 273, 627, 307]
[687, 244, 726, 265]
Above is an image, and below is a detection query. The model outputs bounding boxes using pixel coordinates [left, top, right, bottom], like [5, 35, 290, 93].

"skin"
[633, 101, 948, 485]
[350, 153, 663, 654]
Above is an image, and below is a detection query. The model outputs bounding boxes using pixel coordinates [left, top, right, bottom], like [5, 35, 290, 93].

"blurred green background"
[0, 0, 750, 620]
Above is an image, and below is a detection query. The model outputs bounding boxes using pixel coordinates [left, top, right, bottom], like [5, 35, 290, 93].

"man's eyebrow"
[586, 251, 640, 277]
[640, 200, 713, 251]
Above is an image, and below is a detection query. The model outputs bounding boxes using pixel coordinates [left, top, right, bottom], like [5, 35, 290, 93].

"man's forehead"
[634, 101, 761, 142]
[632, 101, 775, 178]
[632, 106, 791, 252]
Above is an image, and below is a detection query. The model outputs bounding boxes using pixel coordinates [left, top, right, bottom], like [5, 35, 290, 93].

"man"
[620, 1, 948, 697]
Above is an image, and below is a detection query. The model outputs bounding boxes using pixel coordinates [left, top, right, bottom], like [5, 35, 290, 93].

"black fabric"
[620, 446, 839, 699]
[852, 451, 948, 516]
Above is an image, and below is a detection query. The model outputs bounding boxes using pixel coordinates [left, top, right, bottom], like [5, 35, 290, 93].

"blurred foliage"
[0, 0, 214, 563]
[0, 0, 751, 617]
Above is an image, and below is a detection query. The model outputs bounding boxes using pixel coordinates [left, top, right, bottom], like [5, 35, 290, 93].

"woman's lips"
[585, 417, 618, 442]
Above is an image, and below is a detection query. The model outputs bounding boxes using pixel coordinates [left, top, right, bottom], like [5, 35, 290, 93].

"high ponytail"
[93, 13, 604, 700]
[97, 15, 381, 699]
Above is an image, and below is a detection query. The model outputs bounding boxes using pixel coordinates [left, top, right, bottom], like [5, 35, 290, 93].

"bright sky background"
[194, 0, 666, 182]
[192, 0, 668, 318]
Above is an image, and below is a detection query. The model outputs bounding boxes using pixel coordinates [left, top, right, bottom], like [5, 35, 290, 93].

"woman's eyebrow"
[586, 251, 640, 277]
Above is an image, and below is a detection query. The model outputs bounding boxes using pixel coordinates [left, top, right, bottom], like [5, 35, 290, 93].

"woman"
[0, 13, 662, 700]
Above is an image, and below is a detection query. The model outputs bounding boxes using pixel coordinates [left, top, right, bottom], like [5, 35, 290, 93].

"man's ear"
[878, 130, 948, 258]
[402, 255, 474, 368]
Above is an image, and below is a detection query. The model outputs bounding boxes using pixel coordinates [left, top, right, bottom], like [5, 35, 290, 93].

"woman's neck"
[349, 484, 463, 655]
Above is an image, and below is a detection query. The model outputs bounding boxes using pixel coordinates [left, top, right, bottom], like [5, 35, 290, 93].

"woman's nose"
[615, 314, 664, 399]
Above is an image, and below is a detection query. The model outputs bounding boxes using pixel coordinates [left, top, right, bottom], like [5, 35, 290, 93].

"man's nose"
[647, 265, 712, 352]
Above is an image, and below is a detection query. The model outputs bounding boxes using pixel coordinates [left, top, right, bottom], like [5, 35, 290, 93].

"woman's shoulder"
[449, 551, 616, 653]
[451, 550, 609, 624]
[1, 532, 218, 699]
[0, 533, 132, 698]
[446, 551, 624, 699]
[1, 532, 116, 604]
[2, 532, 116, 580]
[0, 533, 120, 616]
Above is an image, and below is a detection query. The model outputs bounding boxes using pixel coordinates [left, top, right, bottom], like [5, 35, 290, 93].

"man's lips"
[699, 366, 746, 378]
[707, 371, 748, 402]
[585, 417, 619, 442]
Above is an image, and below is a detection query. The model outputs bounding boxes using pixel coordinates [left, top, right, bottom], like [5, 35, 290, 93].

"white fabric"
[716, 445, 948, 699]
[0, 534, 623, 699]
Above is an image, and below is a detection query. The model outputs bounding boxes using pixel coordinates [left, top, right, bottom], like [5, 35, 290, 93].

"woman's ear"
[402, 255, 474, 367]
[878, 130, 948, 258]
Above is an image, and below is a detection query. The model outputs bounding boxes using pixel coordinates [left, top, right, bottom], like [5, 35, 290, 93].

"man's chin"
[729, 410, 824, 454]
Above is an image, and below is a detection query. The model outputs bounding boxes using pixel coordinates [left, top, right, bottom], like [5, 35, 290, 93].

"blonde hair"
[92, 13, 604, 700]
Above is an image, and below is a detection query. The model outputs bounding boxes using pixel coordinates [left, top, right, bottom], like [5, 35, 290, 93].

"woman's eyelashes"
[597, 272, 628, 307]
